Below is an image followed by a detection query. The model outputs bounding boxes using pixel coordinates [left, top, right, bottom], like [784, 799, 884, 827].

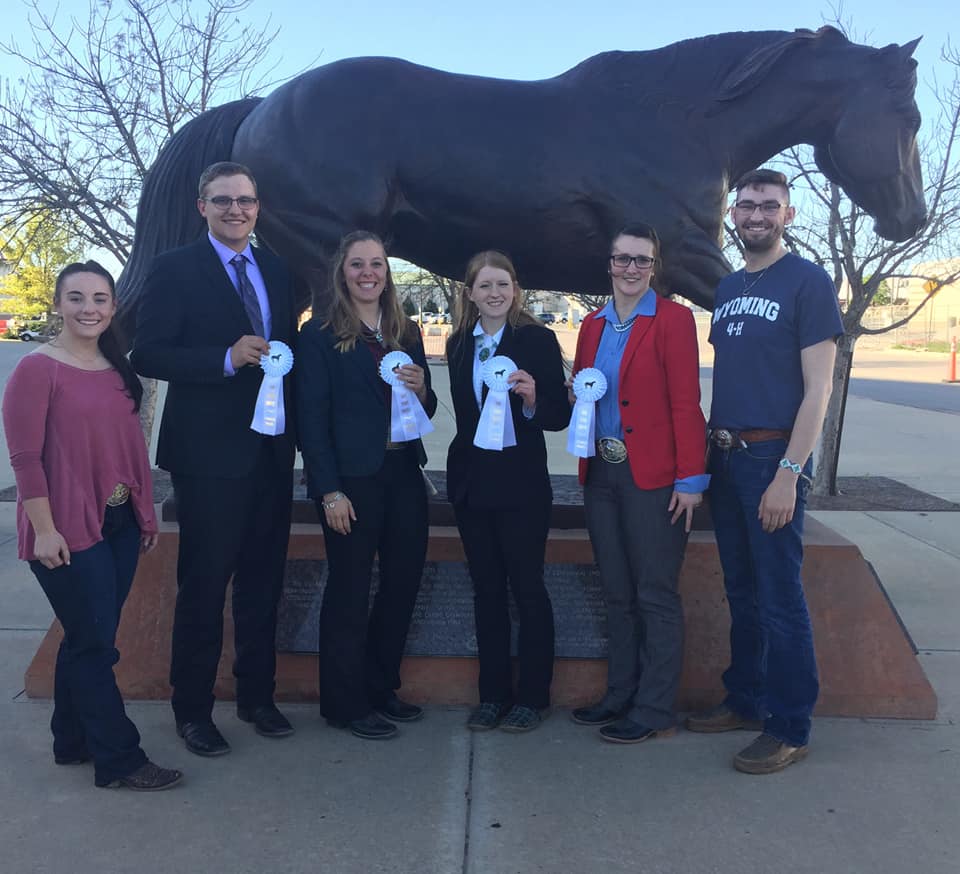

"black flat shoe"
[375, 693, 423, 723]
[599, 718, 677, 744]
[96, 760, 183, 791]
[327, 713, 398, 740]
[55, 751, 91, 766]
[177, 720, 231, 757]
[466, 702, 511, 731]
[237, 704, 295, 738]
[570, 702, 627, 726]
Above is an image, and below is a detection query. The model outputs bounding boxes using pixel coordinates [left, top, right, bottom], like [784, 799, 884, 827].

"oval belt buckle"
[598, 438, 628, 464]
[106, 483, 131, 507]
[713, 429, 734, 449]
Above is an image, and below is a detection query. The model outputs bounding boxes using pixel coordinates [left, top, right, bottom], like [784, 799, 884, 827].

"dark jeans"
[316, 449, 428, 723]
[170, 440, 293, 723]
[455, 500, 555, 710]
[708, 438, 819, 746]
[30, 502, 148, 785]
[584, 460, 688, 730]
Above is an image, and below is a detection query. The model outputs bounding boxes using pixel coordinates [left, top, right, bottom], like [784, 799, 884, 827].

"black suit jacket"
[296, 318, 438, 499]
[131, 237, 298, 478]
[446, 321, 569, 509]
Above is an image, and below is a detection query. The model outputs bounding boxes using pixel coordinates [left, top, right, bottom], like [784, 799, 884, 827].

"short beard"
[738, 227, 782, 254]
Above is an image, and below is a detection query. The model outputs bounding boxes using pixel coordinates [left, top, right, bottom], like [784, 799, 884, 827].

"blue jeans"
[30, 503, 148, 785]
[708, 439, 819, 746]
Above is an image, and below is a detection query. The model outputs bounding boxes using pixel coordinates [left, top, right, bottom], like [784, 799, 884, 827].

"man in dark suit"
[132, 161, 297, 757]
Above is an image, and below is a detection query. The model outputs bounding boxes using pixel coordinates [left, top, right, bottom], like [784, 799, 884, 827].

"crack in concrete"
[461, 731, 475, 874]
[864, 512, 960, 561]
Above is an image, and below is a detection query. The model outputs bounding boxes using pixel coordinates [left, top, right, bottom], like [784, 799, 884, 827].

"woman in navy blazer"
[569, 223, 708, 745]
[297, 231, 438, 740]
[446, 251, 568, 733]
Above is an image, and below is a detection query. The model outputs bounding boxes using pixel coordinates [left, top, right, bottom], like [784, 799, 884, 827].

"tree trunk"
[138, 377, 158, 451]
[812, 333, 857, 496]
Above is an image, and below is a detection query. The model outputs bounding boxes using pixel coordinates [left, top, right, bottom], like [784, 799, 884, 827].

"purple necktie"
[231, 254, 265, 338]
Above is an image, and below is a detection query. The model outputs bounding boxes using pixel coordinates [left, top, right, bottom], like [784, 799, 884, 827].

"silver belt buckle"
[711, 429, 735, 449]
[597, 437, 628, 463]
[106, 483, 131, 507]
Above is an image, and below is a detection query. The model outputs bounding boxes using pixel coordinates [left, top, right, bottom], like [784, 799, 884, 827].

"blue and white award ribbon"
[566, 367, 608, 457]
[474, 355, 518, 451]
[379, 350, 434, 442]
[251, 340, 293, 435]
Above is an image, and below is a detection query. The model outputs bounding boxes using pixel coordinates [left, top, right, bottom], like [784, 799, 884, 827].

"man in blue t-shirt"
[686, 169, 843, 774]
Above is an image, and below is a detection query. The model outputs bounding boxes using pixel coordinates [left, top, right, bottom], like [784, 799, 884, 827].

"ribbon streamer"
[474, 355, 518, 451]
[379, 351, 434, 441]
[566, 367, 608, 457]
[251, 340, 293, 435]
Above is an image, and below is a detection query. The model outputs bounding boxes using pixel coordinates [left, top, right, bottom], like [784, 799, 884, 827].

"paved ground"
[1, 337, 959, 873]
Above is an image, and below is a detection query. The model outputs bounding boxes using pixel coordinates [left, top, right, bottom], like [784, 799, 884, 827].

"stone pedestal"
[25, 515, 937, 719]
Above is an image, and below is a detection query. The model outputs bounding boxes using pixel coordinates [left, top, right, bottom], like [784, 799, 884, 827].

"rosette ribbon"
[566, 367, 608, 457]
[379, 351, 434, 442]
[251, 340, 293, 435]
[474, 355, 518, 451]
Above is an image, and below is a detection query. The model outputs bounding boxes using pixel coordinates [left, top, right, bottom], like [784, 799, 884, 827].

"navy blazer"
[132, 237, 298, 478]
[445, 321, 569, 509]
[296, 317, 438, 498]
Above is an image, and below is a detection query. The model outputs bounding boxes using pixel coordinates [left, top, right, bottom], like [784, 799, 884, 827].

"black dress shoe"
[177, 720, 231, 757]
[55, 751, 91, 766]
[375, 693, 423, 723]
[570, 702, 627, 726]
[599, 718, 676, 744]
[96, 760, 183, 791]
[327, 712, 398, 740]
[237, 704, 295, 738]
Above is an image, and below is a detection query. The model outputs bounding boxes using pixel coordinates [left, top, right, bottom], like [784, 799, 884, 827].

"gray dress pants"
[584, 458, 689, 729]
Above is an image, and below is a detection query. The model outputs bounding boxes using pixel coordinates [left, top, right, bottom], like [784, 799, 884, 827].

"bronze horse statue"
[119, 26, 925, 319]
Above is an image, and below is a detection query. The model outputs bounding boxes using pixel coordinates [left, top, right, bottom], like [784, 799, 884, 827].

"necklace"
[50, 339, 102, 366]
[612, 314, 638, 333]
[742, 266, 769, 296]
[361, 309, 383, 344]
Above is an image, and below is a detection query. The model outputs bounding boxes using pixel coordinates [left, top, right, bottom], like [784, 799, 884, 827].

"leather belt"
[596, 437, 628, 463]
[709, 428, 791, 449]
[106, 483, 131, 507]
[385, 440, 408, 451]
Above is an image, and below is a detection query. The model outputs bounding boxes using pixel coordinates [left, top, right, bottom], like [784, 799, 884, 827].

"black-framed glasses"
[203, 195, 259, 210]
[610, 254, 655, 270]
[733, 200, 783, 215]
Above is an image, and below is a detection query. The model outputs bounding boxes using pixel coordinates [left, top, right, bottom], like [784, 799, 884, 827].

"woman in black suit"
[297, 230, 438, 740]
[446, 251, 568, 732]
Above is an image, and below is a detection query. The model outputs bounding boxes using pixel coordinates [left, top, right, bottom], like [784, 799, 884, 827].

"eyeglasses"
[202, 196, 259, 210]
[610, 254, 655, 270]
[733, 200, 783, 215]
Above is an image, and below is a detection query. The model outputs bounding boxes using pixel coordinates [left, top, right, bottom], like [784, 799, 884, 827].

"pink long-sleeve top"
[2, 353, 158, 561]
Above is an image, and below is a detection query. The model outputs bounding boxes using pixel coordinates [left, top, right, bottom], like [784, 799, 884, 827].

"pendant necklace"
[742, 266, 769, 296]
[362, 309, 383, 344]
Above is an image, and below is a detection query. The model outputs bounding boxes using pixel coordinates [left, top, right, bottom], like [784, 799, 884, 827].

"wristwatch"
[323, 491, 344, 509]
[778, 458, 803, 475]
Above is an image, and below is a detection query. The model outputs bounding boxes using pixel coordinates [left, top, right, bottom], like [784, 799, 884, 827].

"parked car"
[537, 312, 556, 325]
[18, 321, 51, 341]
[421, 311, 437, 324]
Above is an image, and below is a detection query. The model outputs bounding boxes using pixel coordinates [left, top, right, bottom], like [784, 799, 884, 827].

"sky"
[1, 0, 953, 124]
[0, 0, 955, 275]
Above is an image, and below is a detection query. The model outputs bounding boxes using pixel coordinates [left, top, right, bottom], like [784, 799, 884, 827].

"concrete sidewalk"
[2, 348, 959, 872]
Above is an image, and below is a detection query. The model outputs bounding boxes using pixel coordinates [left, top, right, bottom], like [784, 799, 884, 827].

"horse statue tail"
[117, 96, 263, 329]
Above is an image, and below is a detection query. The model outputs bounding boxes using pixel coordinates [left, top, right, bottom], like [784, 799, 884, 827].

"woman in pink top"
[2, 261, 182, 792]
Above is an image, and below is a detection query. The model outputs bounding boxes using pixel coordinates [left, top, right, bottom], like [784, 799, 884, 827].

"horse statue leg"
[660, 225, 731, 309]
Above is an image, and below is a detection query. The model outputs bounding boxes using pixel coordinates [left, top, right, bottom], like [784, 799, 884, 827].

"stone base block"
[25, 519, 937, 719]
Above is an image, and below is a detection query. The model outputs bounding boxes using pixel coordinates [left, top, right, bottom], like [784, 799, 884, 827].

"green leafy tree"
[1, 213, 83, 316]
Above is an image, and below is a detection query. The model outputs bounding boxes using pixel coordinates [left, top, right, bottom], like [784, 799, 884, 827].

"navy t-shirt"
[709, 253, 843, 431]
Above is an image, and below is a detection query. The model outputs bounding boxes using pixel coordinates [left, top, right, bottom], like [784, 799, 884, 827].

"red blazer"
[574, 297, 707, 489]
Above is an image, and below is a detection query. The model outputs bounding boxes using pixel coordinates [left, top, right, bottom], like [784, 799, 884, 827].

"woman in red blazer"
[570, 223, 708, 744]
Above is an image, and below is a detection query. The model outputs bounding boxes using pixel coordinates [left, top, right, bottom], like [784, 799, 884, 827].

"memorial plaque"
[276, 558, 610, 658]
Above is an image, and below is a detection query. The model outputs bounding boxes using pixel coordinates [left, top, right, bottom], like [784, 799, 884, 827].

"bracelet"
[778, 458, 803, 475]
[322, 491, 345, 510]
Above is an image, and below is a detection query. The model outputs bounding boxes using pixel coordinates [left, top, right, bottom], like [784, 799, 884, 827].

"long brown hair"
[54, 261, 143, 412]
[451, 250, 538, 337]
[323, 230, 415, 353]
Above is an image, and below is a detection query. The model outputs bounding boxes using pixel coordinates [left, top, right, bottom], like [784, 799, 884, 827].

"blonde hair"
[324, 230, 414, 353]
[451, 250, 538, 336]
